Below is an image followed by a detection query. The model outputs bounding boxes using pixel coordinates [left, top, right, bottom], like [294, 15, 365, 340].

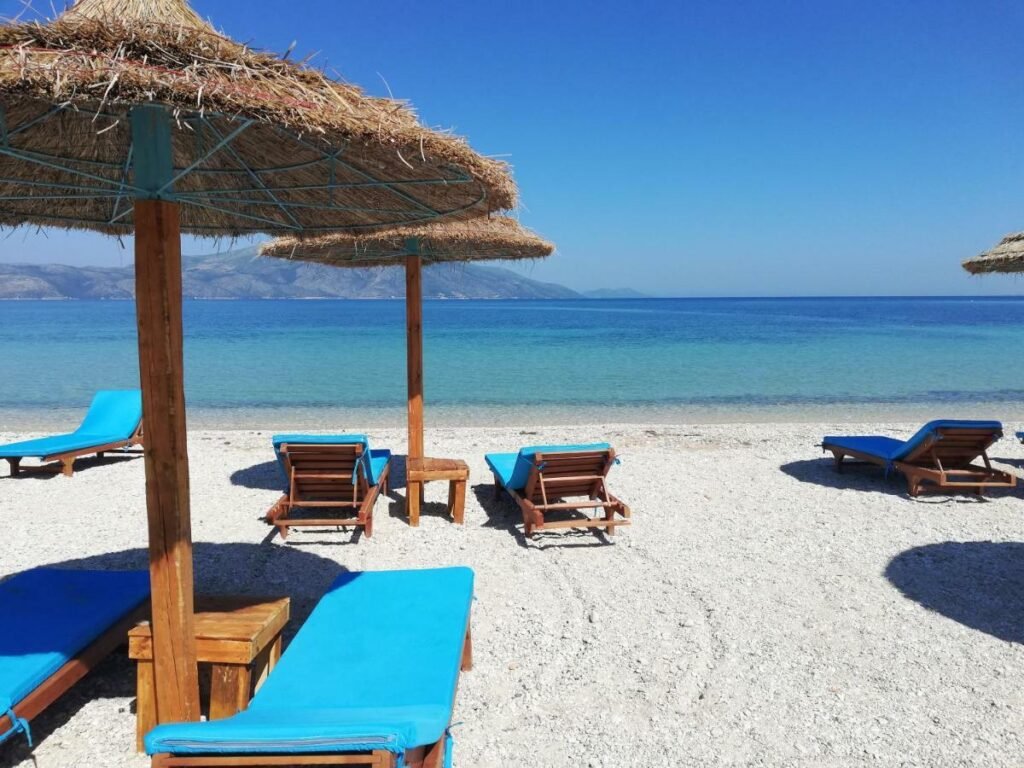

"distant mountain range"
[0, 246, 579, 300]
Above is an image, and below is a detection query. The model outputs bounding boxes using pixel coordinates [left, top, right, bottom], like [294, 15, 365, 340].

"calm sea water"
[2, 297, 1024, 427]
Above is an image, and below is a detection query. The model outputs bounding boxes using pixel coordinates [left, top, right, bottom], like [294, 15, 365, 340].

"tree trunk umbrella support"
[130, 104, 201, 724]
[405, 242, 425, 464]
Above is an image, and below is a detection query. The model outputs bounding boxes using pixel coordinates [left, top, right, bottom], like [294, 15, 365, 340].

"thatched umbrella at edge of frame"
[962, 233, 1024, 275]
[0, 0, 516, 726]
[259, 216, 555, 499]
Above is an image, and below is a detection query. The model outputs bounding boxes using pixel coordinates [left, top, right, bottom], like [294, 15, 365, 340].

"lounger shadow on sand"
[0, 390, 143, 477]
[821, 420, 1017, 497]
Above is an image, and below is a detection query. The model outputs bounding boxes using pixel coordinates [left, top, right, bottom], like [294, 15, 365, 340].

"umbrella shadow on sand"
[779, 457, 1010, 503]
[885, 541, 1024, 644]
[0, 542, 346, 760]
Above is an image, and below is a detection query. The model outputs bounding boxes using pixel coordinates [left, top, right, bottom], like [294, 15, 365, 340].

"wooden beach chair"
[0, 568, 150, 749]
[822, 420, 1016, 496]
[0, 390, 143, 477]
[485, 443, 631, 537]
[265, 434, 392, 539]
[146, 567, 474, 768]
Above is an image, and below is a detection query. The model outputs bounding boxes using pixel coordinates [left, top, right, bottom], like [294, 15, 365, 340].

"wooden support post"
[405, 252, 424, 461]
[131, 104, 200, 726]
[135, 198, 201, 724]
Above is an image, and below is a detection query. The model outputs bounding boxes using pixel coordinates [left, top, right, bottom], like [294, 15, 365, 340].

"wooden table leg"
[209, 664, 252, 720]
[136, 660, 157, 752]
[252, 634, 282, 694]
[450, 479, 466, 525]
[408, 480, 421, 527]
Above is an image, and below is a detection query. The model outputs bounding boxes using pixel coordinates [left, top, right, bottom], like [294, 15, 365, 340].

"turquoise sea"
[2, 297, 1024, 428]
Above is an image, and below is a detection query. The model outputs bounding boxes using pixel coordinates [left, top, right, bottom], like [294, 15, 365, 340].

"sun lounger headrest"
[271, 434, 372, 490]
[505, 443, 612, 490]
[75, 389, 142, 438]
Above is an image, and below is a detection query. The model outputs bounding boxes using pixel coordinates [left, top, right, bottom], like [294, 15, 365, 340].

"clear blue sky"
[1, 0, 1023, 296]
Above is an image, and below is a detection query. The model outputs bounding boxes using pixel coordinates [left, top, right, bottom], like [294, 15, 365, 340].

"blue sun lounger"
[0, 568, 149, 748]
[822, 420, 1016, 496]
[0, 390, 143, 477]
[266, 434, 393, 538]
[147, 567, 474, 768]
[485, 443, 630, 537]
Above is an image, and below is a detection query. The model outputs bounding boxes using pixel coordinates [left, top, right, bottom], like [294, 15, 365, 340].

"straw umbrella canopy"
[0, 0, 516, 725]
[260, 217, 554, 468]
[962, 233, 1024, 275]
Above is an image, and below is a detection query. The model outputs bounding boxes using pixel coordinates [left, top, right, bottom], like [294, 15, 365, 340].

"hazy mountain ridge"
[0, 246, 582, 300]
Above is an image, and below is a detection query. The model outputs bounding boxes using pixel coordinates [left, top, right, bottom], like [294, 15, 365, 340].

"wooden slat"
[134, 198, 200, 723]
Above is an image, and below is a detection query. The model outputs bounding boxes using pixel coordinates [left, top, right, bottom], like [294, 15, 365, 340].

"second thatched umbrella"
[0, 0, 515, 726]
[261, 216, 554, 519]
[962, 233, 1024, 275]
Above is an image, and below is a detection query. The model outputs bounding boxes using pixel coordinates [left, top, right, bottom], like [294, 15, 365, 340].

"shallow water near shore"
[2, 296, 1024, 428]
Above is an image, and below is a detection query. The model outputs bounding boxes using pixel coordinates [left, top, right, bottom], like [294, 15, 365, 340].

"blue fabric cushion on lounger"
[0, 390, 142, 459]
[146, 567, 473, 764]
[0, 568, 150, 744]
[485, 443, 612, 491]
[271, 434, 391, 489]
[823, 420, 1003, 465]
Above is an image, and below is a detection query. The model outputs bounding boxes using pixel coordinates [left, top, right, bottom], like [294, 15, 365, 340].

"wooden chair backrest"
[523, 449, 616, 504]
[903, 427, 1000, 467]
[280, 443, 366, 502]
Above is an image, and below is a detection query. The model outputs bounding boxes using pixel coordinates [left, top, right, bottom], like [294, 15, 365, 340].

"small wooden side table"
[129, 595, 290, 751]
[406, 457, 469, 527]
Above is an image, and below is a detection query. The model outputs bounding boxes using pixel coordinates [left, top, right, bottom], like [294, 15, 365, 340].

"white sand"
[1, 422, 1023, 767]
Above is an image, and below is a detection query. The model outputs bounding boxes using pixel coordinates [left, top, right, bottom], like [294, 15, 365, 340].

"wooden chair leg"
[7, 457, 20, 477]
[452, 479, 466, 525]
[492, 473, 501, 500]
[832, 453, 844, 472]
[365, 506, 374, 538]
[61, 458, 74, 477]
[461, 626, 473, 671]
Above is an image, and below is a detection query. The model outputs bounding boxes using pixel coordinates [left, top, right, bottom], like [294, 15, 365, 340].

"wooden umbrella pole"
[132, 105, 200, 724]
[405, 251, 425, 461]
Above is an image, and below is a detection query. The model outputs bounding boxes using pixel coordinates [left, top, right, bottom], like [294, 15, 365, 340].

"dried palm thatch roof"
[962, 233, 1024, 275]
[260, 216, 554, 267]
[0, 0, 516, 235]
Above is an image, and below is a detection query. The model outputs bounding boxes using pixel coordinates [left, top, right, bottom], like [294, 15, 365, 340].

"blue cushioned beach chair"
[0, 568, 149, 748]
[147, 567, 474, 768]
[0, 390, 143, 477]
[266, 434, 392, 539]
[485, 443, 631, 537]
[822, 420, 1016, 496]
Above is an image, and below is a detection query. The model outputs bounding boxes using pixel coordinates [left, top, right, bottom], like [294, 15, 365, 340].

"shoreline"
[4, 402, 1024, 431]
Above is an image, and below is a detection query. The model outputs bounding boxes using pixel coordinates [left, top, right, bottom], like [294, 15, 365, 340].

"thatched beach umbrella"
[962, 233, 1024, 275]
[0, 0, 515, 725]
[260, 216, 554, 471]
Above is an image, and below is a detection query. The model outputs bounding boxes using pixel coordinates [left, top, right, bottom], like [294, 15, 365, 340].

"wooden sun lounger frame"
[826, 426, 1017, 497]
[265, 443, 390, 539]
[150, 619, 473, 768]
[0, 601, 148, 743]
[494, 448, 631, 537]
[5, 422, 144, 478]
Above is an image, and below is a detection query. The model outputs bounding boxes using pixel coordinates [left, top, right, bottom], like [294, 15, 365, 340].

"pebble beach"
[1, 421, 1022, 767]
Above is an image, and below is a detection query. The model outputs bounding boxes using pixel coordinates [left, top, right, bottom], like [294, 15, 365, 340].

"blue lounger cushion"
[823, 420, 1004, 464]
[271, 434, 391, 489]
[146, 567, 474, 762]
[0, 390, 142, 459]
[485, 443, 612, 491]
[0, 568, 150, 744]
